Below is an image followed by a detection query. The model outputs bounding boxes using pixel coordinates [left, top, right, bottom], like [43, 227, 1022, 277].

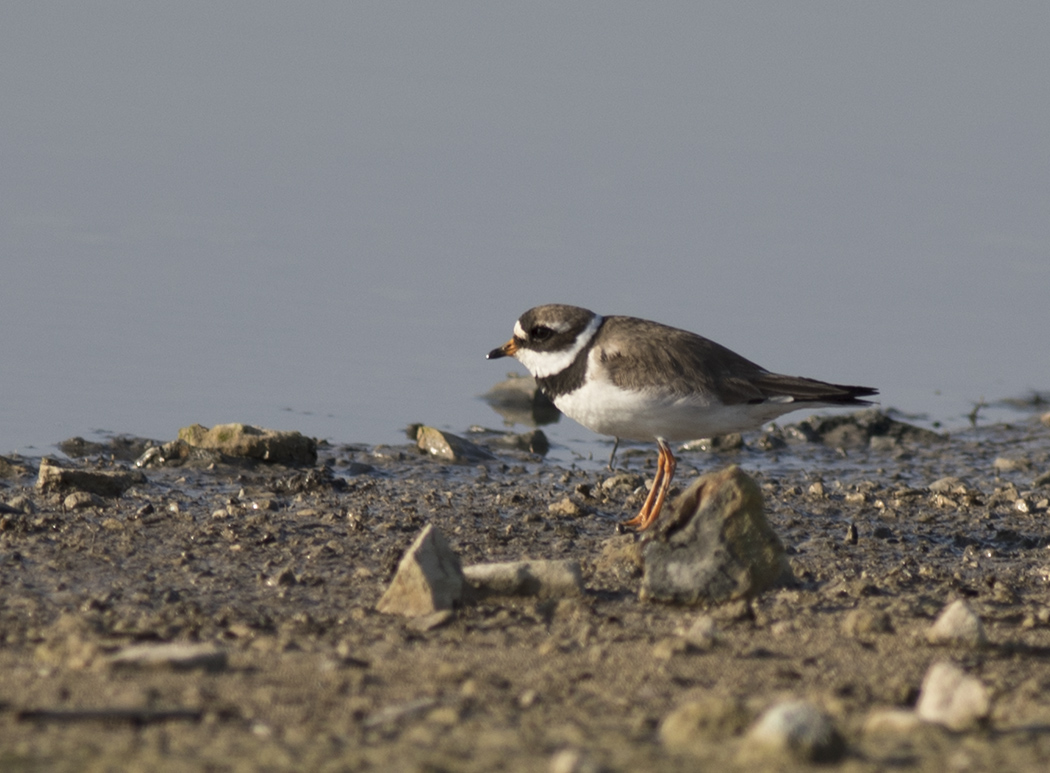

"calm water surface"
[2, 5, 1047, 459]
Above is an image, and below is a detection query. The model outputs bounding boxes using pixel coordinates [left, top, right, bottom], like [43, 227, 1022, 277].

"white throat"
[515, 314, 603, 378]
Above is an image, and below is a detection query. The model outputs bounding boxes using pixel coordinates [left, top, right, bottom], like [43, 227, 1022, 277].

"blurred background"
[2, 4, 1047, 459]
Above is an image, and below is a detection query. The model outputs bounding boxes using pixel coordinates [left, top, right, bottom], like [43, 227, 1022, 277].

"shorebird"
[488, 304, 877, 530]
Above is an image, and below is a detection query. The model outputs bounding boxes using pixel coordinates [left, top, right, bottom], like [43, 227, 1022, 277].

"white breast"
[554, 364, 806, 441]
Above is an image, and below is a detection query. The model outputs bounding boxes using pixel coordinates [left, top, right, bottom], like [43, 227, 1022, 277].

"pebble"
[6, 495, 36, 514]
[742, 699, 846, 763]
[926, 599, 987, 648]
[548, 497, 584, 517]
[659, 696, 749, 753]
[375, 524, 465, 617]
[993, 456, 1029, 473]
[413, 425, 495, 463]
[915, 661, 990, 730]
[463, 559, 582, 599]
[63, 491, 104, 511]
[682, 615, 719, 650]
[929, 476, 967, 494]
[842, 607, 893, 637]
[601, 472, 644, 492]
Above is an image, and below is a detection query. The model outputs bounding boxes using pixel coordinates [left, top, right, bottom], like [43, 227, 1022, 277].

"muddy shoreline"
[2, 412, 1050, 771]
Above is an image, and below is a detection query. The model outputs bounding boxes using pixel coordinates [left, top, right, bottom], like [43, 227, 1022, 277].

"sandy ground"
[2, 412, 1050, 771]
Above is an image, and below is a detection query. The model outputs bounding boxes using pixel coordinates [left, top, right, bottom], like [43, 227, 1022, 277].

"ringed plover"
[488, 304, 877, 531]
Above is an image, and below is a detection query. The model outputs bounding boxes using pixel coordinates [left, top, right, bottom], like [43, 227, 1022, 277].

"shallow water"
[2, 5, 1048, 457]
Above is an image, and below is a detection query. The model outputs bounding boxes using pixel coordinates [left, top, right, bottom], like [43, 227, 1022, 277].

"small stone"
[6, 495, 36, 514]
[929, 476, 967, 495]
[660, 696, 750, 753]
[652, 637, 689, 660]
[548, 497, 584, 518]
[602, 472, 644, 492]
[807, 481, 825, 497]
[413, 425, 495, 463]
[1033, 470, 1050, 488]
[641, 466, 792, 606]
[179, 423, 317, 465]
[682, 615, 719, 650]
[743, 699, 846, 763]
[915, 661, 990, 730]
[993, 456, 1029, 473]
[463, 559, 582, 599]
[109, 642, 227, 672]
[842, 608, 893, 638]
[63, 491, 105, 511]
[37, 458, 146, 497]
[376, 524, 465, 617]
[479, 428, 550, 456]
[926, 599, 987, 648]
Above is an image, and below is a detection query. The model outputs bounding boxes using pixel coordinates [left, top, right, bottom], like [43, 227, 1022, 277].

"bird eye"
[530, 325, 554, 342]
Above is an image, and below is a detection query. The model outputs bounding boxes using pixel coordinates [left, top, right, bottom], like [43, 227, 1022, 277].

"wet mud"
[1, 412, 1050, 771]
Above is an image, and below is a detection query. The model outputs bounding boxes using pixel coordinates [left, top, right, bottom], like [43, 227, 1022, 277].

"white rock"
[915, 661, 990, 730]
[926, 599, 987, 648]
[744, 699, 845, 763]
[682, 615, 719, 650]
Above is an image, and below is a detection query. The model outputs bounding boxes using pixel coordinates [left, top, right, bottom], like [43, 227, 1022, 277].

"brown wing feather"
[596, 316, 876, 406]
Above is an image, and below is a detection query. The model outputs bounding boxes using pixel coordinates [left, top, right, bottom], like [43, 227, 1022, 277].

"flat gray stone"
[36, 458, 146, 497]
[376, 524, 465, 617]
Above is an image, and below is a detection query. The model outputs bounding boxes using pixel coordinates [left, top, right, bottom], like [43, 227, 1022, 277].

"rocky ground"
[2, 409, 1050, 772]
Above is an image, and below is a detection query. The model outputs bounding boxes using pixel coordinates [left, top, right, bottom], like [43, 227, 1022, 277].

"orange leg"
[621, 438, 676, 531]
